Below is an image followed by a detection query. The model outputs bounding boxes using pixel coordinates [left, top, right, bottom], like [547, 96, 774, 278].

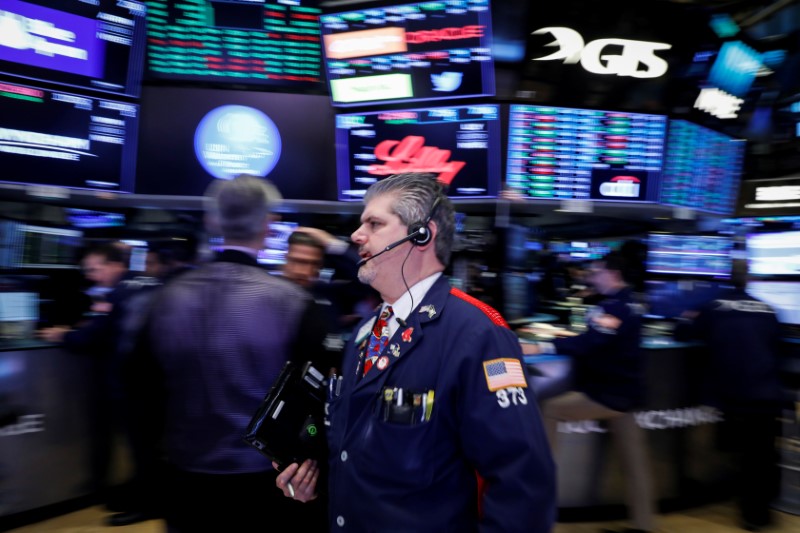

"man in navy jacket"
[674, 260, 783, 531]
[524, 251, 655, 533]
[276, 173, 556, 532]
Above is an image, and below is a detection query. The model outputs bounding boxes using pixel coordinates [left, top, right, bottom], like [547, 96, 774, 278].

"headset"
[357, 195, 442, 267]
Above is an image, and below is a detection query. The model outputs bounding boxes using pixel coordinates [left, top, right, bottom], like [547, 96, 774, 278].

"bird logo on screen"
[431, 71, 463, 92]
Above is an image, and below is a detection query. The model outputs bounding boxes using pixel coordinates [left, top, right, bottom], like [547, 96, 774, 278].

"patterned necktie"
[363, 305, 393, 377]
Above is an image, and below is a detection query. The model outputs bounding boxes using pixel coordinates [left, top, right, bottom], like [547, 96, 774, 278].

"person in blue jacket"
[673, 259, 784, 532]
[276, 173, 556, 532]
[524, 251, 655, 533]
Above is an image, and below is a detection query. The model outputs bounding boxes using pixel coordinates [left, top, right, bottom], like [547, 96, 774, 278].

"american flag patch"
[483, 358, 528, 391]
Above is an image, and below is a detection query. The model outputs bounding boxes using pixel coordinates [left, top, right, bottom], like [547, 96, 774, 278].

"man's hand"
[37, 326, 71, 343]
[273, 459, 320, 502]
[295, 227, 338, 249]
[591, 313, 622, 330]
[521, 342, 542, 355]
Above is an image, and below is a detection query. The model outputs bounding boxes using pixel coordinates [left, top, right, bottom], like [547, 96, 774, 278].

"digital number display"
[145, 0, 323, 89]
[647, 234, 733, 277]
[661, 119, 744, 215]
[506, 104, 666, 202]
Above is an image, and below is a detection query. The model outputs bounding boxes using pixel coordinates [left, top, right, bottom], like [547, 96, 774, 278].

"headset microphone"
[356, 227, 426, 267]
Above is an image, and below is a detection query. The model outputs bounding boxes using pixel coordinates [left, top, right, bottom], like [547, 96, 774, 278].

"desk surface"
[0, 339, 55, 352]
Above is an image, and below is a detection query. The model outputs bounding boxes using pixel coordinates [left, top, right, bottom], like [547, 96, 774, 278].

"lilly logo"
[367, 135, 465, 185]
[431, 71, 463, 92]
[531, 27, 672, 79]
[599, 176, 641, 198]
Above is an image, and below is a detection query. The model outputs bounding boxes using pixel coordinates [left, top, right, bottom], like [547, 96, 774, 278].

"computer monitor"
[0, 0, 147, 98]
[144, 0, 323, 93]
[0, 80, 140, 192]
[660, 119, 745, 215]
[335, 104, 501, 200]
[646, 233, 733, 278]
[319, 0, 495, 107]
[746, 231, 800, 277]
[506, 104, 667, 202]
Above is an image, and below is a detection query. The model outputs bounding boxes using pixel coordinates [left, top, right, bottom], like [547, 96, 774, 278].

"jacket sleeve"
[457, 322, 557, 533]
[552, 299, 632, 358]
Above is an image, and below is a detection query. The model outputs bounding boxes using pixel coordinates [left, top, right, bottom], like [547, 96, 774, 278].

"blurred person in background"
[524, 251, 655, 533]
[126, 174, 329, 532]
[674, 259, 784, 532]
[38, 242, 162, 525]
[283, 227, 378, 371]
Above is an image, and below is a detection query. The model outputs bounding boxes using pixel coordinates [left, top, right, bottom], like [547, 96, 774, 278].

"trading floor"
[4, 501, 800, 533]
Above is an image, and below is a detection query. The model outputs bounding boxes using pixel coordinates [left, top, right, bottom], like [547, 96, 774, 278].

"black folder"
[243, 360, 327, 470]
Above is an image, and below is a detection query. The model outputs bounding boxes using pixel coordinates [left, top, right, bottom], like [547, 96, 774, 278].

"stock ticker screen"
[646, 233, 733, 278]
[0, 80, 139, 192]
[506, 104, 667, 203]
[335, 104, 501, 201]
[661, 119, 745, 215]
[319, 0, 495, 107]
[144, 0, 323, 90]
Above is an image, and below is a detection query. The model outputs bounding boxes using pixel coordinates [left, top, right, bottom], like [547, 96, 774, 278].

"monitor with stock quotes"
[646, 233, 733, 278]
[319, 0, 495, 107]
[506, 104, 667, 203]
[0, 80, 139, 192]
[335, 103, 501, 201]
[144, 0, 323, 91]
[660, 119, 745, 215]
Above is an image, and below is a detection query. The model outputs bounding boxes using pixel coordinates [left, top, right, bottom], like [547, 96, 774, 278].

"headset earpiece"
[407, 222, 431, 246]
[406, 195, 441, 246]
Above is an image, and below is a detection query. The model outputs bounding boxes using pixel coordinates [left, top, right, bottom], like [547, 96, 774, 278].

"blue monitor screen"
[660, 120, 745, 215]
[335, 104, 501, 200]
[259, 220, 298, 266]
[646, 233, 733, 278]
[319, 0, 495, 107]
[506, 105, 667, 202]
[66, 208, 125, 229]
[0, 0, 147, 98]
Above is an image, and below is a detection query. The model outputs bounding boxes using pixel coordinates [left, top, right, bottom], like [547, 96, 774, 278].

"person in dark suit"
[524, 251, 656, 533]
[282, 227, 378, 371]
[38, 242, 163, 526]
[674, 260, 784, 532]
[128, 174, 329, 532]
[275, 173, 556, 532]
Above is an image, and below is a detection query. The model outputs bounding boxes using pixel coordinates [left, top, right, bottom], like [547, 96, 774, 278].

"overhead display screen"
[136, 86, 336, 199]
[144, 0, 323, 90]
[0, 80, 139, 192]
[335, 104, 501, 201]
[319, 0, 495, 107]
[746, 231, 800, 277]
[0, 0, 147, 98]
[660, 119, 745, 215]
[506, 104, 667, 202]
[646, 233, 733, 278]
